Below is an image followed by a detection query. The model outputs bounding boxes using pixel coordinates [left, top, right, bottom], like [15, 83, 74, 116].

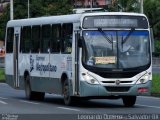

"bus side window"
[51, 24, 61, 53]
[42, 25, 51, 53]
[32, 26, 41, 53]
[21, 27, 31, 53]
[62, 23, 73, 53]
[6, 27, 14, 53]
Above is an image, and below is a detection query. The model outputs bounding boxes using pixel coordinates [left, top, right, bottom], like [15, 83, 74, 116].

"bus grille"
[102, 81, 132, 84]
[105, 86, 131, 92]
[94, 72, 140, 78]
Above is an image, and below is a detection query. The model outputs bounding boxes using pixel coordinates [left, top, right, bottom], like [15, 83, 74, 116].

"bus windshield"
[82, 30, 150, 69]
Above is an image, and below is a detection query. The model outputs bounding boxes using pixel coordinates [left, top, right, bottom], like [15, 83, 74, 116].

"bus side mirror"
[150, 28, 155, 53]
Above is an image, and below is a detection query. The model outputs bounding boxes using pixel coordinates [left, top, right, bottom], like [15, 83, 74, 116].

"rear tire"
[24, 75, 45, 101]
[122, 96, 136, 107]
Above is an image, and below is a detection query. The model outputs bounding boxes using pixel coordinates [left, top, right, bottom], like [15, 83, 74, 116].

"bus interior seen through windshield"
[82, 30, 150, 70]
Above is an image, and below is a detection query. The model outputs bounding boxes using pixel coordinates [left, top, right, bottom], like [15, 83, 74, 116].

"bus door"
[13, 27, 21, 88]
[74, 30, 80, 95]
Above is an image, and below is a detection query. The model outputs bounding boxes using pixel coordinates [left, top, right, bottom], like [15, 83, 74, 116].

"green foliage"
[0, 5, 10, 40]
[13, 0, 73, 18]
[14, 0, 28, 19]
[154, 40, 160, 55]
[0, 68, 5, 82]
[144, 0, 160, 40]
[118, 0, 139, 12]
[144, 0, 160, 57]
[152, 74, 160, 94]
[108, 0, 140, 12]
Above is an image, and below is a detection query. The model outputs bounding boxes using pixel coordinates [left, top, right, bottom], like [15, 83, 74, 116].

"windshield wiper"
[98, 28, 113, 44]
[121, 28, 135, 52]
[121, 28, 135, 44]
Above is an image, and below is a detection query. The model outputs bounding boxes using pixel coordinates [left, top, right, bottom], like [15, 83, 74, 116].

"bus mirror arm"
[78, 36, 83, 48]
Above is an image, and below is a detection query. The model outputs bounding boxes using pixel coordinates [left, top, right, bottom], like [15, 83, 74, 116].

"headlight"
[136, 73, 151, 84]
[82, 73, 99, 85]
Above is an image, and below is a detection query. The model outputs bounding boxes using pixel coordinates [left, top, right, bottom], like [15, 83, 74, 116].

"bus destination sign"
[83, 15, 148, 29]
[94, 19, 138, 28]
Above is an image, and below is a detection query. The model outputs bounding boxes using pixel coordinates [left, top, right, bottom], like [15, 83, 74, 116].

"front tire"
[63, 79, 74, 105]
[122, 96, 136, 107]
[24, 75, 45, 101]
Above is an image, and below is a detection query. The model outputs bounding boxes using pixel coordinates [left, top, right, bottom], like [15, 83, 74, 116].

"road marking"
[0, 97, 8, 100]
[20, 100, 39, 105]
[139, 96, 160, 100]
[0, 100, 7, 105]
[57, 107, 80, 112]
[136, 104, 160, 109]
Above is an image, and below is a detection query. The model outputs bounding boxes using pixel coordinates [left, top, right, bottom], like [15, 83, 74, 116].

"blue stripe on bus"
[83, 31, 149, 36]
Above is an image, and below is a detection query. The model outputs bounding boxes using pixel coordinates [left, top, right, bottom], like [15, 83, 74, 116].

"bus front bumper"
[79, 80, 151, 97]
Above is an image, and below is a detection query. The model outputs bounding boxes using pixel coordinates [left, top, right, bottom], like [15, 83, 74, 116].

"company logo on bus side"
[30, 55, 57, 74]
[30, 55, 34, 72]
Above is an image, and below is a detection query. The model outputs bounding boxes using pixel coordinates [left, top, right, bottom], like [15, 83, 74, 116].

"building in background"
[74, 0, 117, 8]
[0, 0, 10, 13]
[0, 41, 5, 58]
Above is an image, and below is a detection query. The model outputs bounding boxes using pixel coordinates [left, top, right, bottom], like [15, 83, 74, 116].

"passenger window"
[32, 26, 41, 53]
[51, 24, 61, 53]
[6, 28, 14, 53]
[41, 25, 51, 53]
[62, 23, 73, 53]
[21, 27, 31, 53]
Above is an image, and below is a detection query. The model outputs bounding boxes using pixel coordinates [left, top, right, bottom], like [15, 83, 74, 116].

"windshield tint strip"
[83, 31, 149, 36]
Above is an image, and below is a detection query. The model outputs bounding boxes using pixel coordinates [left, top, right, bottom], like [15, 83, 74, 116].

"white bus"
[5, 12, 152, 107]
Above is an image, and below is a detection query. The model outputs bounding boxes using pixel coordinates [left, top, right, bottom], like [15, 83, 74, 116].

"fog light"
[90, 79, 95, 84]
[140, 79, 145, 83]
[138, 88, 148, 93]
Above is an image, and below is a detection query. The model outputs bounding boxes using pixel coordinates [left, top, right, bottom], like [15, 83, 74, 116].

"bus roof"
[7, 14, 82, 27]
[81, 12, 147, 18]
[73, 8, 106, 14]
[7, 12, 147, 27]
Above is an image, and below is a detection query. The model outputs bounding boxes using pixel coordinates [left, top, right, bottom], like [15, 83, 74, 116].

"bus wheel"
[122, 96, 136, 107]
[63, 79, 73, 105]
[25, 75, 45, 101]
[24, 75, 34, 100]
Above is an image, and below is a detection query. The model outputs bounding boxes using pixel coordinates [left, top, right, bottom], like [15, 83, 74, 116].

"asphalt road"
[0, 83, 160, 120]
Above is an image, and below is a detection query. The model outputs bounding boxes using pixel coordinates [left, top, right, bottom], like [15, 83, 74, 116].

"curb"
[151, 93, 160, 97]
[0, 80, 5, 83]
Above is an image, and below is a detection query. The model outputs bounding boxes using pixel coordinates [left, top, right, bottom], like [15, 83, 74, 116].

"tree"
[107, 0, 140, 12]
[14, 0, 28, 19]
[0, 5, 10, 40]
[13, 0, 73, 18]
